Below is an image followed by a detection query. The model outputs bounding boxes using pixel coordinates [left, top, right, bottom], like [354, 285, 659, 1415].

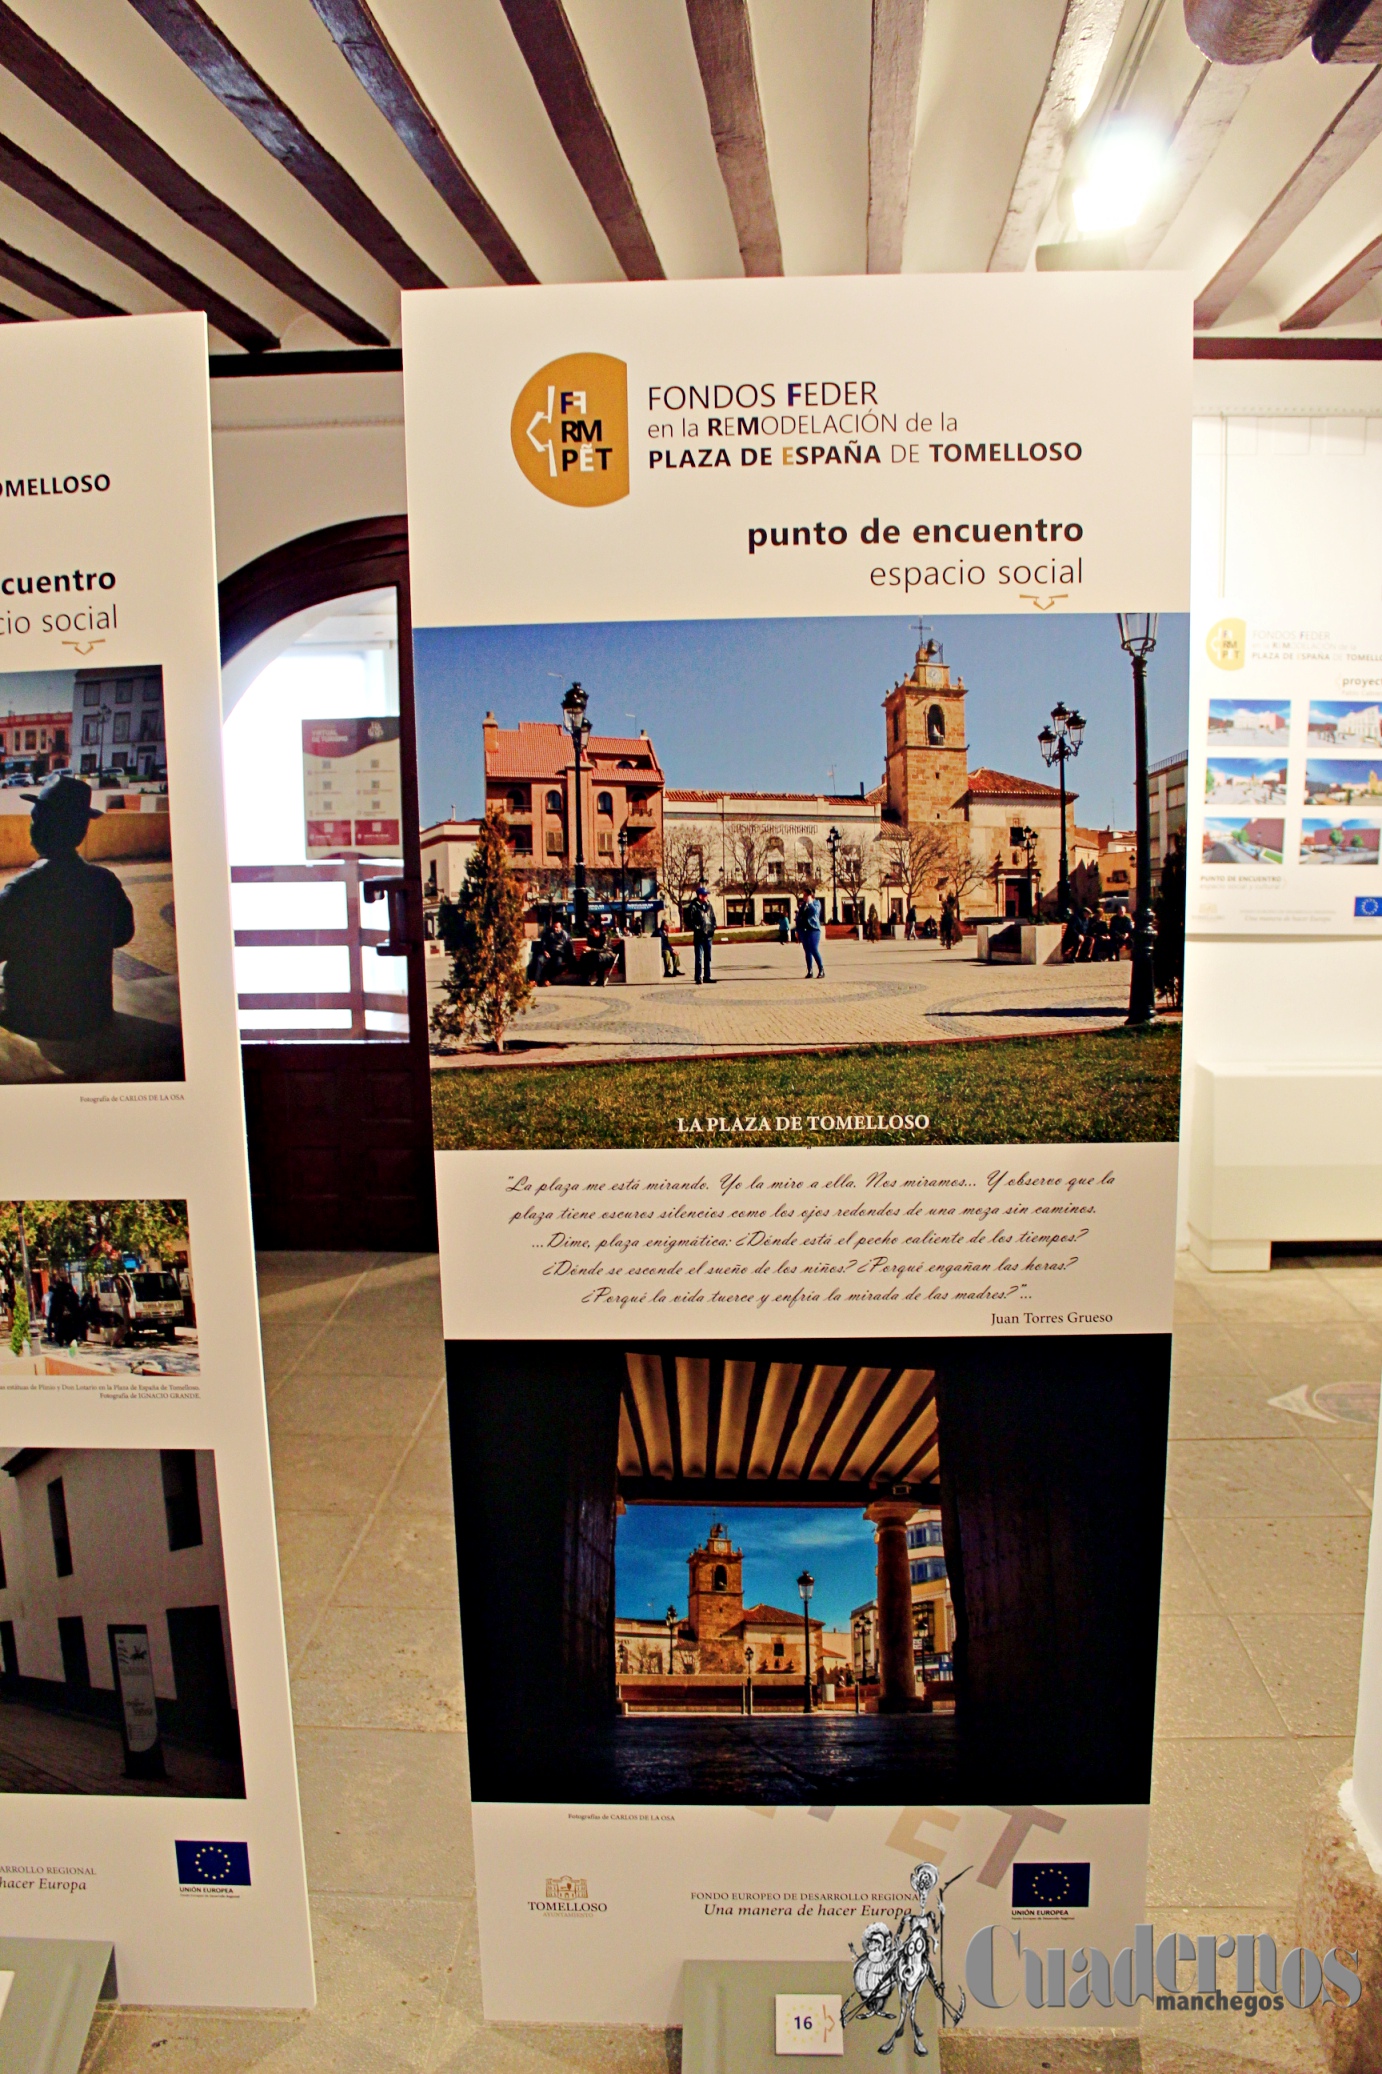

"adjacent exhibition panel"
[404, 275, 1191, 2026]
[0, 315, 312, 2008]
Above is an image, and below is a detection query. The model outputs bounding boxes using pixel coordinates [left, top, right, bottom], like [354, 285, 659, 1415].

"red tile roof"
[731, 1602, 824, 1629]
[664, 789, 875, 807]
[484, 720, 663, 780]
[963, 766, 1072, 802]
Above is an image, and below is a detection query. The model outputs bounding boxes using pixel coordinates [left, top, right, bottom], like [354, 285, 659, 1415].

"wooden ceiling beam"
[618, 1474, 941, 1509]
[307, 0, 535, 285]
[1123, 60, 1260, 267]
[126, 0, 441, 291]
[890, 1429, 940, 1487]
[798, 1367, 862, 1481]
[619, 1367, 651, 1480]
[989, 0, 1128, 273]
[832, 1368, 907, 1480]
[0, 2, 386, 345]
[499, 0, 663, 281]
[867, 0, 927, 274]
[736, 1359, 772, 1482]
[1195, 65, 1382, 326]
[0, 234, 123, 317]
[768, 1365, 815, 1481]
[1280, 226, 1382, 325]
[858, 1377, 937, 1486]
[660, 1352, 684, 1484]
[1184, 0, 1315, 62]
[705, 1357, 725, 1481]
[0, 133, 275, 348]
[684, 0, 780, 277]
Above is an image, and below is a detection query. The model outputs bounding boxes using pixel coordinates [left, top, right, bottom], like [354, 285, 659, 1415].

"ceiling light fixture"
[1071, 128, 1164, 237]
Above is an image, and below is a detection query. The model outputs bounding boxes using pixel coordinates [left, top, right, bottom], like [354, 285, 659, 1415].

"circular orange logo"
[511, 353, 629, 506]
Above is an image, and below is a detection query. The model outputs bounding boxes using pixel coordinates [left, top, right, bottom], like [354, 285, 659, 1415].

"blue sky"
[616, 1503, 883, 1633]
[1312, 701, 1381, 719]
[0, 668, 76, 717]
[415, 612, 1189, 833]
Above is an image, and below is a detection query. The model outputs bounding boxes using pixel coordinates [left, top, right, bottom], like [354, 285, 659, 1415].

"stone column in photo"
[866, 1499, 919, 1713]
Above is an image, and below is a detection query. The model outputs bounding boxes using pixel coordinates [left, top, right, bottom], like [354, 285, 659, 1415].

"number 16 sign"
[774, 1994, 844, 2056]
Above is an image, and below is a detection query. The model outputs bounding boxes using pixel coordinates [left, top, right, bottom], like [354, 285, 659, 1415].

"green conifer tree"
[431, 809, 534, 1054]
[9, 1284, 28, 1357]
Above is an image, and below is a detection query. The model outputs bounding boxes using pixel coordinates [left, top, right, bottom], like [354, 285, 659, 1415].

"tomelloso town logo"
[510, 354, 629, 507]
[965, 1924, 1361, 2014]
[529, 1874, 607, 1915]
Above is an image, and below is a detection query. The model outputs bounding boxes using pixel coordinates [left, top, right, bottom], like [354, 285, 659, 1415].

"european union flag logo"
[175, 1840, 251, 1887]
[1355, 896, 1382, 918]
[1012, 1862, 1089, 1908]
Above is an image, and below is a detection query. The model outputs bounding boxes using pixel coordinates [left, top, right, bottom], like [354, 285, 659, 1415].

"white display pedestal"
[1187, 1062, 1382, 1271]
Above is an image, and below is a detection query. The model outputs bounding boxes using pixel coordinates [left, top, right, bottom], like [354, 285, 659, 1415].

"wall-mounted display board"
[1188, 608, 1382, 934]
[403, 275, 1190, 2029]
[0, 315, 312, 2009]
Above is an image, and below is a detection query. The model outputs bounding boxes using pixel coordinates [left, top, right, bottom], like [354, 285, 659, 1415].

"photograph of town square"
[1202, 815, 1285, 866]
[0, 1443, 241, 1795]
[0, 1200, 197, 1380]
[414, 613, 1188, 1150]
[1206, 698, 1291, 748]
[1299, 818, 1382, 865]
[0, 664, 181, 1083]
[1304, 759, 1382, 806]
[1308, 699, 1382, 750]
[1204, 755, 1288, 805]
[449, 1333, 1170, 1806]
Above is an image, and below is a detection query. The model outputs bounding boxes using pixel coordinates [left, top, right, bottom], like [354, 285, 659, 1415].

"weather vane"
[841, 1860, 968, 2056]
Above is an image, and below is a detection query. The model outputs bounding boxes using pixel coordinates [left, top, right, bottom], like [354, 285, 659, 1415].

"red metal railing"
[231, 858, 408, 1042]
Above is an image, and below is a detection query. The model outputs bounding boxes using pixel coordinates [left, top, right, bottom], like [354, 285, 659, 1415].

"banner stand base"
[683, 1960, 940, 2072]
[0, 1937, 116, 2073]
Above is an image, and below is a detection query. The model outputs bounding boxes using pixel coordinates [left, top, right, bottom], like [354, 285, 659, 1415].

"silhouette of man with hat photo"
[0, 772, 182, 1081]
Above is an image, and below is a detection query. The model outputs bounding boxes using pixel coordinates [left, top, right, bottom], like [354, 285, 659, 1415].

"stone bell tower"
[687, 1522, 744, 1672]
[883, 628, 969, 827]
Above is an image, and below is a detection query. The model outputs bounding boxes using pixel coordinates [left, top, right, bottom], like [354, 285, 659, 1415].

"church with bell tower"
[883, 627, 971, 827]
[686, 1521, 744, 1672]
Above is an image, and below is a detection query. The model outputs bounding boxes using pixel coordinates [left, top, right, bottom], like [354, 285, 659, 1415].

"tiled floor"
[77, 1248, 1382, 2073]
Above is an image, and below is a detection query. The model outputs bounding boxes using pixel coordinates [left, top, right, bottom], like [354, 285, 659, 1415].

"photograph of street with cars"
[450, 1333, 1170, 1806]
[413, 613, 1189, 1150]
[0, 1199, 197, 1378]
[0, 664, 181, 1084]
[0, 1442, 240, 1796]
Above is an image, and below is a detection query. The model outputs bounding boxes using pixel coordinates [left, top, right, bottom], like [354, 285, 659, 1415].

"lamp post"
[1117, 613, 1160, 1027]
[617, 822, 629, 930]
[665, 1603, 678, 1676]
[798, 1569, 815, 1715]
[827, 825, 841, 925]
[1019, 824, 1041, 917]
[561, 681, 592, 933]
[744, 1644, 754, 1716]
[1036, 702, 1085, 918]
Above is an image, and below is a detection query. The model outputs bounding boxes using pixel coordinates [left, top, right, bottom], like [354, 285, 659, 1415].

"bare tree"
[934, 827, 991, 923]
[722, 817, 776, 905]
[660, 822, 715, 920]
[880, 822, 955, 916]
[835, 836, 876, 922]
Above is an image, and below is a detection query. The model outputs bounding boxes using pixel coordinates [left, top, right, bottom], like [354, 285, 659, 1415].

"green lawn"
[430, 1024, 1182, 1150]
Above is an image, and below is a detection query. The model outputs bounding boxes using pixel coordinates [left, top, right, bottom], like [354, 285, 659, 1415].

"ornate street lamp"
[1037, 701, 1086, 918]
[617, 821, 630, 930]
[561, 681, 592, 932]
[827, 825, 841, 925]
[744, 1643, 754, 1716]
[665, 1603, 679, 1676]
[798, 1569, 815, 1715]
[1018, 824, 1041, 916]
[1117, 613, 1160, 1026]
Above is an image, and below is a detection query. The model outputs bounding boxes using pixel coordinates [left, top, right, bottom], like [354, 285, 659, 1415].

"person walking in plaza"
[776, 909, 790, 945]
[688, 883, 716, 984]
[939, 892, 960, 950]
[659, 914, 681, 977]
[905, 905, 917, 940]
[798, 891, 825, 978]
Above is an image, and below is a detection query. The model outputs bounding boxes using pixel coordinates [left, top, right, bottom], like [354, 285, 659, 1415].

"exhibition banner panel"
[1189, 606, 1382, 935]
[0, 316, 312, 2008]
[403, 276, 1190, 2026]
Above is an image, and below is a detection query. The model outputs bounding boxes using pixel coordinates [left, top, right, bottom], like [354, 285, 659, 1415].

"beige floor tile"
[1221, 1324, 1382, 1390]
[290, 1605, 464, 1731]
[1305, 1433, 1378, 1509]
[388, 1439, 458, 1515]
[1232, 1616, 1364, 1737]
[1136, 1907, 1326, 2074]
[1296, 1736, 1354, 1785]
[79, 2011, 310, 2072]
[1168, 1374, 1308, 1442]
[268, 1369, 443, 1442]
[1165, 1440, 1366, 1519]
[334, 1509, 460, 1611]
[263, 1436, 399, 1518]
[1159, 1522, 1220, 1616]
[1176, 1517, 1371, 1615]
[256, 1263, 378, 1323]
[306, 1894, 461, 2069]
[274, 1512, 361, 1612]
[430, 2020, 675, 2074]
[1154, 1618, 1285, 1737]
[259, 1325, 332, 1388]
[296, 1726, 473, 1898]
[293, 1317, 447, 1380]
[1147, 1739, 1323, 1910]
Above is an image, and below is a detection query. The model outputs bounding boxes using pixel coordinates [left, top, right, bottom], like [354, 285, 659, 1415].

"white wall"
[1181, 358, 1382, 1242]
[210, 371, 405, 579]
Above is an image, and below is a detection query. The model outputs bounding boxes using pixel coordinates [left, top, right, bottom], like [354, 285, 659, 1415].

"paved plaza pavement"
[5, 1329, 199, 1377]
[431, 935, 1136, 1065]
[0, 1696, 242, 1796]
[470, 1710, 966, 1804]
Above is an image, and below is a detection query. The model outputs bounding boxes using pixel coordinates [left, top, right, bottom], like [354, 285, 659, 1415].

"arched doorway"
[219, 519, 436, 1251]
